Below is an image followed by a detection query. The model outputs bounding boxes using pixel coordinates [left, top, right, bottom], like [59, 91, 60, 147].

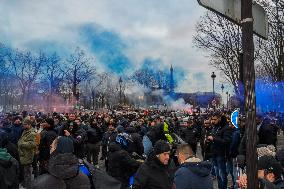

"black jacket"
[87, 125, 103, 144]
[32, 153, 91, 189]
[126, 127, 144, 156]
[180, 125, 199, 145]
[174, 158, 213, 189]
[200, 126, 213, 160]
[107, 143, 141, 187]
[39, 128, 58, 161]
[70, 128, 87, 159]
[210, 123, 232, 157]
[102, 131, 117, 159]
[134, 153, 173, 189]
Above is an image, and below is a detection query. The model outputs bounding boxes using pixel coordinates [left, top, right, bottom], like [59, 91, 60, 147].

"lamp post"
[119, 77, 122, 104]
[211, 72, 216, 95]
[226, 91, 229, 109]
[221, 84, 224, 106]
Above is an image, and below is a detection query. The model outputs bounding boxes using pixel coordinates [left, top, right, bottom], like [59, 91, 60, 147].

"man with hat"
[18, 118, 36, 189]
[134, 140, 173, 189]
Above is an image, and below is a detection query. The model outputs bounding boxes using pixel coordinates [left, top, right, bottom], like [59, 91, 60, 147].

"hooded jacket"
[32, 153, 90, 189]
[0, 148, 19, 189]
[173, 157, 213, 189]
[107, 142, 141, 187]
[133, 152, 173, 189]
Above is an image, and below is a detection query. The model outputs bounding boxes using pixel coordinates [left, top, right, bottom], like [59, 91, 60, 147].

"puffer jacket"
[32, 153, 91, 189]
[18, 128, 36, 165]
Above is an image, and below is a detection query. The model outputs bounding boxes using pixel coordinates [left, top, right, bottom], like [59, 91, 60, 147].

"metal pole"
[213, 78, 215, 95]
[241, 0, 258, 188]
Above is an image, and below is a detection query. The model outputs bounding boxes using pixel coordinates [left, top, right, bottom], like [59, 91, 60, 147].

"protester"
[0, 131, 20, 189]
[86, 117, 103, 166]
[173, 143, 212, 189]
[134, 140, 173, 189]
[32, 136, 91, 189]
[18, 118, 36, 189]
[208, 113, 232, 189]
[38, 118, 57, 174]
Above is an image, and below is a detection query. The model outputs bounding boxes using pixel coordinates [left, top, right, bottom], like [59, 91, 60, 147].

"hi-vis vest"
[163, 122, 174, 144]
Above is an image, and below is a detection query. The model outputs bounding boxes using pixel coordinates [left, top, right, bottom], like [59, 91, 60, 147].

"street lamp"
[211, 72, 216, 95]
[119, 77, 122, 104]
[221, 84, 224, 106]
[226, 91, 229, 109]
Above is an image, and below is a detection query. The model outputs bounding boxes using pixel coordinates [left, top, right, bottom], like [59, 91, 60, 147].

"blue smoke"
[79, 24, 132, 74]
[255, 79, 284, 113]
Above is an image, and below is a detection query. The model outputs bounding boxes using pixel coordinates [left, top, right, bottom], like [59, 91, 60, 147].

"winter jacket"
[107, 143, 141, 187]
[39, 128, 57, 161]
[31, 153, 91, 189]
[70, 128, 87, 159]
[18, 128, 36, 165]
[10, 124, 23, 145]
[200, 127, 213, 160]
[173, 157, 213, 189]
[133, 153, 173, 189]
[210, 123, 232, 157]
[102, 131, 117, 159]
[126, 127, 144, 156]
[0, 148, 19, 189]
[180, 125, 199, 146]
[87, 125, 103, 144]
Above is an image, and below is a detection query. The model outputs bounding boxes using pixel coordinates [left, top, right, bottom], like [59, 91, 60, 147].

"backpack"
[79, 159, 121, 189]
[115, 133, 133, 151]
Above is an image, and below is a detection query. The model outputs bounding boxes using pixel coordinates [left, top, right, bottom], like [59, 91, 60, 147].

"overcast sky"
[0, 0, 230, 94]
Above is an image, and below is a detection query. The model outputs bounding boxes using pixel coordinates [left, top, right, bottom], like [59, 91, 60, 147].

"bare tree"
[7, 49, 44, 108]
[193, 12, 243, 94]
[256, 0, 284, 83]
[65, 47, 96, 101]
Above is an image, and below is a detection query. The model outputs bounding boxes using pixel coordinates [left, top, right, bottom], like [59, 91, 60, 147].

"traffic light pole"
[241, 0, 258, 188]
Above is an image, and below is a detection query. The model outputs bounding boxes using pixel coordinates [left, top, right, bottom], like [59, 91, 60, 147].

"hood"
[0, 148, 12, 161]
[0, 148, 12, 169]
[48, 153, 79, 179]
[182, 159, 212, 177]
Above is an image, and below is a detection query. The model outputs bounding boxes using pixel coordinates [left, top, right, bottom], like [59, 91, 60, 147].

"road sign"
[231, 109, 239, 128]
[197, 0, 268, 39]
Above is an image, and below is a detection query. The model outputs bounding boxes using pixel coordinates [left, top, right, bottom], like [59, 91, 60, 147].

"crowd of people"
[0, 109, 283, 189]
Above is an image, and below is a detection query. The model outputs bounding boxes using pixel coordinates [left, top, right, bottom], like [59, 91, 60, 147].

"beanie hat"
[154, 140, 170, 155]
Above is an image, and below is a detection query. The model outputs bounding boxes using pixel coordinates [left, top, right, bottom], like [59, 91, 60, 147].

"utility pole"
[242, 0, 258, 188]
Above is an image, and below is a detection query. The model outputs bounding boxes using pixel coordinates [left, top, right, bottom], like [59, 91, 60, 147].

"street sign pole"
[241, 0, 258, 188]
